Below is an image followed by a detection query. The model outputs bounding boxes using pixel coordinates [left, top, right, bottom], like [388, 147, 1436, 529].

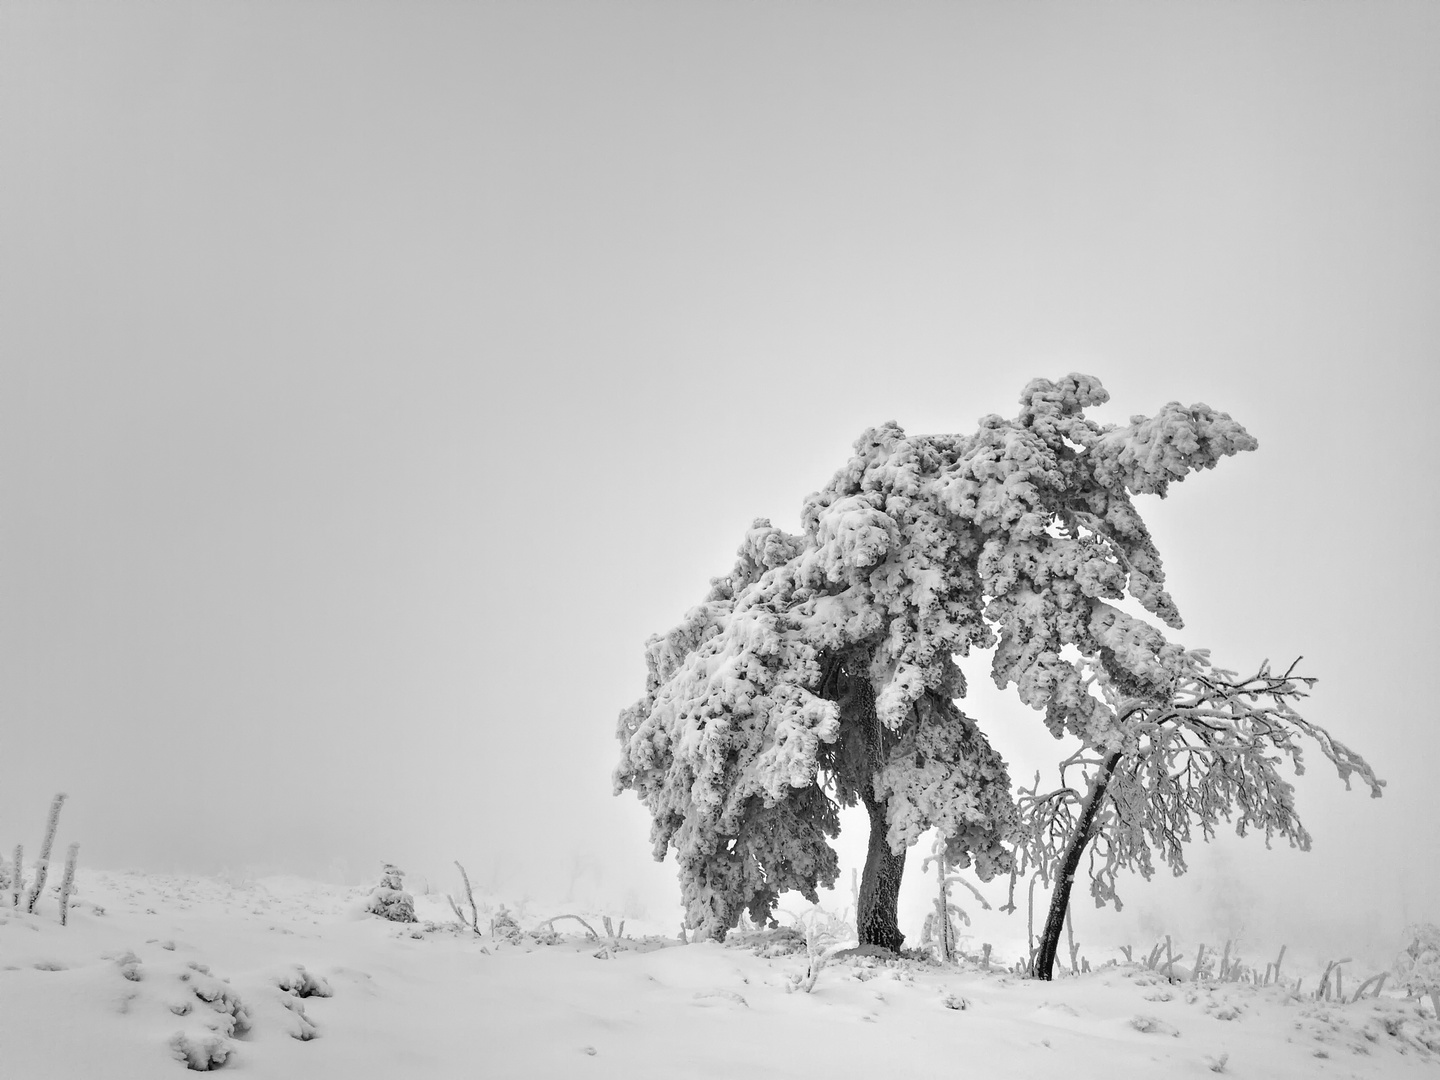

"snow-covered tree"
[364, 863, 417, 923]
[616, 449, 1016, 947]
[616, 374, 1300, 950]
[1394, 923, 1440, 1019]
[1010, 655, 1382, 978]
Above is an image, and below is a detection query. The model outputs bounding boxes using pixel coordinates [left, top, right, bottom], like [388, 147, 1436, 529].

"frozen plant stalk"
[26, 793, 67, 913]
[10, 845, 21, 908]
[455, 860, 480, 934]
[58, 843, 78, 926]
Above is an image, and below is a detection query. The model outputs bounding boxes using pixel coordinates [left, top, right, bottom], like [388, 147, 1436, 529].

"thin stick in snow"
[26, 793, 66, 913]
[58, 843, 78, 926]
[537, 914, 601, 940]
[10, 844, 21, 908]
[454, 860, 480, 933]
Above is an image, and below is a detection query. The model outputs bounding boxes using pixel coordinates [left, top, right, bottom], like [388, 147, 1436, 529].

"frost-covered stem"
[1034, 752, 1123, 980]
[1026, 874, 1038, 971]
[26, 793, 67, 913]
[933, 856, 956, 962]
[447, 894, 467, 926]
[1316, 959, 1351, 1000]
[1066, 904, 1079, 975]
[538, 914, 601, 940]
[1273, 944, 1286, 983]
[455, 860, 479, 933]
[1350, 973, 1386, 1003]
[58, 843, 78, 926]
[1162, 936, 1180, 982]
[10, 845, 21, 908]
[1194, 944, 1207, 983]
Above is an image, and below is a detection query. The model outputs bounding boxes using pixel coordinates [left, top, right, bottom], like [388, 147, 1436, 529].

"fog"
[2, 2, 1436, 963]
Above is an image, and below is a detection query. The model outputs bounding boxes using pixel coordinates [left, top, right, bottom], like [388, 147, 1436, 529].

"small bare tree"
[920, 835, 991, 963]
[1006, 656, 1382, 980]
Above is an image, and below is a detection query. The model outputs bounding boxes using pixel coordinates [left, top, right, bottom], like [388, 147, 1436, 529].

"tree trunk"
[848, 667, 906, 952]
[857, 783, 907, 951]
[1033, 751, 1123, 980]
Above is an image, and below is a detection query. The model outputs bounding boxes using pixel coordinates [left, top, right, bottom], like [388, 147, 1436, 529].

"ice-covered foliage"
[1394, 924, 1440, 1017]
[920, 835, 991, 963]
[1010, 656, 1384, 914]
[617, 374, 1266, 942]
[490, 905, 523, 944]
[364, 863, 417, 923]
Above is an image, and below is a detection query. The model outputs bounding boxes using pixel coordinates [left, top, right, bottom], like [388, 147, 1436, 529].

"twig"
[538, 914, 602, 940]
[454, 861, 480, 933]
[1350, 973, 1386, 1003]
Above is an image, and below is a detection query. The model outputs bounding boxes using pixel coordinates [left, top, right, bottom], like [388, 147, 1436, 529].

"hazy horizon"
[2, 2, 1436, 959]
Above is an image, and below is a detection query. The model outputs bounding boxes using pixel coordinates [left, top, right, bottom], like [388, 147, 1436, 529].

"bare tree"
[1007, 656, 1382, 979]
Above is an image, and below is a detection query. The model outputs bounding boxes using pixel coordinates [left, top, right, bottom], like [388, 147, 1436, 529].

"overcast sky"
[2, 2, 1436, 953]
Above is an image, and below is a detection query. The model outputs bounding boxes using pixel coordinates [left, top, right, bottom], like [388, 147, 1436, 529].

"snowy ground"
[2, 869, 1436, 1078]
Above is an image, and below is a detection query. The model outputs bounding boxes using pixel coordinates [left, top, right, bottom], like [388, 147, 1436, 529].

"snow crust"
[3, 868, 1437, 1078]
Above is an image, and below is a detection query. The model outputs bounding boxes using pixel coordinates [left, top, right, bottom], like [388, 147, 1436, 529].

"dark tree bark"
[857, 780, 907, 951]
[1033, 751, 1123, 980]
[830, 657, 907, 952]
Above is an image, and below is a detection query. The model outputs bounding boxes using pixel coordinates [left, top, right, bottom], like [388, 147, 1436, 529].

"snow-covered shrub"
[489, 905, 522, 944]
[170, 1031, 232, 1071]
[275, 964, 332, 999]
[364, 863, 416, 923]
[1394, 923, 1440, 1018]
[787, 907, 856, 993]
[167, 961, 252, 1070]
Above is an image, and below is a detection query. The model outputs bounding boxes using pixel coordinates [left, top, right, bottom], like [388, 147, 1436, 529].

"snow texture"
[3, 868, 1438, 1079]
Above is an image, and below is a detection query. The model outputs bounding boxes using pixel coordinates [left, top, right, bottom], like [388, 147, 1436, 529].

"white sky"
[2, 2, 1436, 948]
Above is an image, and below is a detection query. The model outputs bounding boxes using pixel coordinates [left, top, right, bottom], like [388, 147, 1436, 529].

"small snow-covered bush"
[170, 1031, 232, 1071]
[275, 964, 332, 999]
[1394, 923, 1440, 1018]
[786, 907, 855, 993]
[490, 905, 523, 944]
[167, 961, 252, 1070]
[364, 863, 417, 923]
